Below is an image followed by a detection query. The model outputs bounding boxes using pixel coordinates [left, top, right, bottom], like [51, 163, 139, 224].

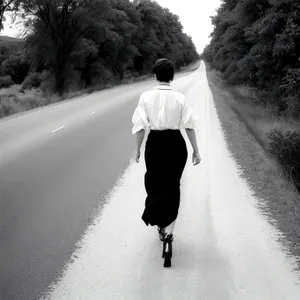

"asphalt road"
[0, 70, 195, 300]
[2, 63, 300, 300]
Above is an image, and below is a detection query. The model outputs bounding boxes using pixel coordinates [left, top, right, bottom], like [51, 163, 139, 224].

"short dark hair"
[153, 58, 174, 82]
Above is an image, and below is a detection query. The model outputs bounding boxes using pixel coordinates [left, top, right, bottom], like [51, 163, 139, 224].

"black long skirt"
[141, 129, 188, 228]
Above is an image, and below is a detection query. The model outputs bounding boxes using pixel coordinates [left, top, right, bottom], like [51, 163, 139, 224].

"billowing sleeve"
[180, 98, 198, 129]
[132, 94, 149, 135]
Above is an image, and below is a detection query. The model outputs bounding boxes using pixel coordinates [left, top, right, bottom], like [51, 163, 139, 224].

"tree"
[0, 0, 15, 30]
[204, 0, 300, 116]
[3, 0, 199, 94]
[18, 0, 104, 93]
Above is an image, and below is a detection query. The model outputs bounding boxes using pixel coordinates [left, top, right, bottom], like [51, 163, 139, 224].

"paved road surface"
[1, 63, 300, 300]
[0, 69, 196, 299]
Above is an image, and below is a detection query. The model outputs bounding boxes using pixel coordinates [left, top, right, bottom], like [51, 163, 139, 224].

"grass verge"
[205, 64, 300, 267]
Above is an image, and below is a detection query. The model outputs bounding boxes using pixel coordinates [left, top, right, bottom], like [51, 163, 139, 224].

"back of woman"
[132, 58, 201, 268]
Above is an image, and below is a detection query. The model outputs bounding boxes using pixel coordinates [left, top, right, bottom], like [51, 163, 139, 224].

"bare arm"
[185, 128, 199, 152]
[136, 129, 145, 151]
[135, 129, 145, 162]
[185, 128, 201, 165]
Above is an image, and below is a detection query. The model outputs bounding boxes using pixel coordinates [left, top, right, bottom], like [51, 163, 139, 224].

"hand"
[192, 151, 201, 166]
[135, 150, 141, 163]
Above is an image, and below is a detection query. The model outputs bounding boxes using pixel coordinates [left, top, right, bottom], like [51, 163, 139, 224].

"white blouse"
[132, 83, 197, 135]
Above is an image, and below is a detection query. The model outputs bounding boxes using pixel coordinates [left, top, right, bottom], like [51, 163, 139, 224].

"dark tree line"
[0, 0, 199, 94]
[203, 0, 300, 118]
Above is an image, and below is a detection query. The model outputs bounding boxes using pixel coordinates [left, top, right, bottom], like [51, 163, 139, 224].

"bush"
[0, 90, 46, 118]
[0, 95, 22, 117]
[39, 71, 55, 94]
[18, 93, 43, 109]
[89, 69, 115, 87]
[22, 72, 43, 90]
[1, 56, 29, 84]
[268, 129, 300, 191]
[0, 54, 9, 65]
[283, 95, 300, 120]
[0, 75, 15, 88]
[64, 70, 84, 92]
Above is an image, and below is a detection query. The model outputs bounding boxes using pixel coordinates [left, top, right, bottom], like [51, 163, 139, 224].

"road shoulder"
[205, 65, 300, 269]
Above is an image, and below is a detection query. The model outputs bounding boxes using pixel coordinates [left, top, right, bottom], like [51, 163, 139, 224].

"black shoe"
[162, 233, 173, 267]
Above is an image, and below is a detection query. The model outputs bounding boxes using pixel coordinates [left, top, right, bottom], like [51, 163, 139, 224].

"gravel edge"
[206, 67, 300, 269]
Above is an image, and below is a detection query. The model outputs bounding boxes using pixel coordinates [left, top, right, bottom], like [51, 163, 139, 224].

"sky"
[1, 0, 222, 53]
[156, 0, 221, 53]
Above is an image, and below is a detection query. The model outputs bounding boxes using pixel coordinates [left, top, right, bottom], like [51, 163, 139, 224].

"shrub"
[0, 54, 9, 65]
[0, 95, 22, 117]
[0, 75, 15, 88]
[17, 93, 42, 109]
[40, 71, 56, 94]
[22, 72, 43, 90]
[268, 129, 300, 191]
[85, 84, 105, 94]
[91, 68, 115, 86]
[0, 89, 46, 118]
[1, 56, 29, 84]
[283, 95, 300, 120]
[64, 70, 84, 92]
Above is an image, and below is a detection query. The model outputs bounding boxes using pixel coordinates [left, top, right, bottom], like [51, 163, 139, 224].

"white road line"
[90, 111, 96, 115]
[52, 126, 65, 133]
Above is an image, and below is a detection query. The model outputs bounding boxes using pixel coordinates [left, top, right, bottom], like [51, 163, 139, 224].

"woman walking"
[132, 58, 201, 267]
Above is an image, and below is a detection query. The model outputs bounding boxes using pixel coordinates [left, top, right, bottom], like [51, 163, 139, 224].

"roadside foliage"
[203, 0, 300, 192]
[0, 0, 199, 95]
[204, 0, 300, 117]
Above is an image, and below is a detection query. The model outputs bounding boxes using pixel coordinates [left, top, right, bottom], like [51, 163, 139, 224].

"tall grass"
[214, 72, 300, 193]
[0, 89, 61, 118]
[0, 73, 151, 119]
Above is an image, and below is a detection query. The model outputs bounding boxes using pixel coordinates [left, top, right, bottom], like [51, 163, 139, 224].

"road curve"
[1, 63, 300, 300]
